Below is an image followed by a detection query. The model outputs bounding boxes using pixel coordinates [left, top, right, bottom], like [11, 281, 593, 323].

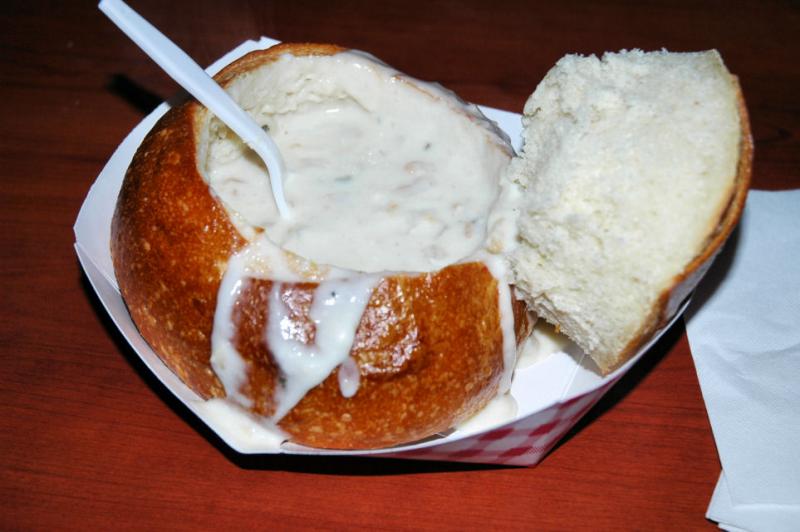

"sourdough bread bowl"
[111, 43, 528, 449]
[111, 43, 751, 450]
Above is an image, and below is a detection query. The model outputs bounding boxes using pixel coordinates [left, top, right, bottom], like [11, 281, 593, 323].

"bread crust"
[110, 43, 525, 449]
[608, 78, 753, 373]
[236, 264, 529, 449]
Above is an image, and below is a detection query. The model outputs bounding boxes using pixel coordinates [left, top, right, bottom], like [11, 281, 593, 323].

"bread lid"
[505, 50, 752, 373]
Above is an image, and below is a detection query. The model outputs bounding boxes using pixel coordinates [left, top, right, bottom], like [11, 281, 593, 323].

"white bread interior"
[508, 49, 744, 373]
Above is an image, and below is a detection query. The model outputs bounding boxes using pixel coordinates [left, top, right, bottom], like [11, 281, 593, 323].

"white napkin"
[685, 189, 800, 531]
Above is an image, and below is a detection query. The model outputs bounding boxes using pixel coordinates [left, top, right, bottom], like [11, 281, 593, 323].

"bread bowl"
[111, 43, 751, 450]
[111, 43, 528, 449]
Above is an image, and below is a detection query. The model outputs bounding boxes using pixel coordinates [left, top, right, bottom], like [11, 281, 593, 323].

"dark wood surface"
[2, 1, 798, 529]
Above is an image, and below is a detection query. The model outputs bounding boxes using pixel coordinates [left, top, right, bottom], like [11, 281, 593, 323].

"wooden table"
[2, 1, 797, 529]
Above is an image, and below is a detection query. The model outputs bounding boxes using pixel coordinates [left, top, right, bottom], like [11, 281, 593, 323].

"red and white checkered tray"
[74, 37, 687, 467]
[382, 378, 621, 466]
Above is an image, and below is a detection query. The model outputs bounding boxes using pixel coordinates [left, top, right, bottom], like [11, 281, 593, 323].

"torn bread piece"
[509, 49, 752, 373]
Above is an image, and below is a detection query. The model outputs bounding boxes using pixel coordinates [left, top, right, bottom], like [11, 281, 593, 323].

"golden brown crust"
[233, 264, 525, 449]
[111, 102, 246, 398]
[111, 43, 524, 448]
[607, 77, 753, 374]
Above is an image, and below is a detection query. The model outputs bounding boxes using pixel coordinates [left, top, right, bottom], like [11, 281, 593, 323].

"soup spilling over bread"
[111, 44, 750, 449]
[112, 44, 524, 449]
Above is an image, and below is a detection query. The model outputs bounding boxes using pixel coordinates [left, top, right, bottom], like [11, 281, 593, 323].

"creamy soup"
[202, 51, 512, 273]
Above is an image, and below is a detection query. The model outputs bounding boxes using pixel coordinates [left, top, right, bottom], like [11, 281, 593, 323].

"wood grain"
[1, 0, 797, 529]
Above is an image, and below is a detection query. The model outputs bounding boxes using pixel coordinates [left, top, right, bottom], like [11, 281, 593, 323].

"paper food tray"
[74, 37, 687, 466]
